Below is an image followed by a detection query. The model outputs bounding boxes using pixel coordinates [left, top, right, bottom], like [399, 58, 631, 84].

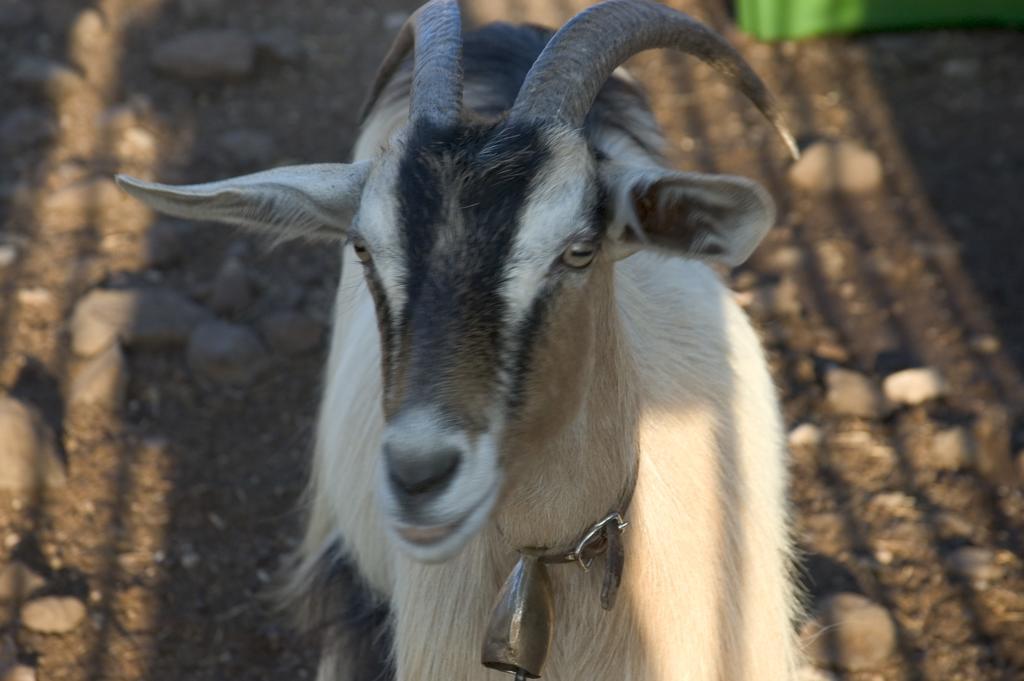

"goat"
[117, 1, 803, 679]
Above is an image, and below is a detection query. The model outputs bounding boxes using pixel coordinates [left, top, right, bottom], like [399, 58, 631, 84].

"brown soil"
[1, 1, 1022, 680]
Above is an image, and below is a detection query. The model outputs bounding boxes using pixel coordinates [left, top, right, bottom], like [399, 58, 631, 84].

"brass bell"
[481, 554, 555, 678]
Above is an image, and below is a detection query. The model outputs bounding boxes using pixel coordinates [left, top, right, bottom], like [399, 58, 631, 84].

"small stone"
[15, 288, 52, 308]
[814, 241, 845, 280]
[70, 287, 209, 356]
[187, 320, 269, 386]
[152, 29, 255, 81]
[20, 596, 86, 634]
[217, 129, 276, 168]
[259, 311, 324, 355]
[0, 396, 65, 491]
[882, 367, 948, 406]
[0, 563, 46, 602]
[2, 665, 36, 681]
[209, 257, 251, 315]
[969, 334, 1000, 355]
[142, 220, 184, 268]
[930, 426, 973, 471]
[11, 57, 85, 95]
[771, 277, 802, 316]
[947, 546, 1003, 584]
[789, 140, 883, 194]
[825, 367, 887, 419]
[253, 29, 305, 64]
[814, 341, 849, 364]
[179, 549, 201, 570]
[764, 245, 805, 273]
[0, 108, 56, 152]
[801, 593, 897, 671]
[788, 423, 823, 449]
[67, 343, 128, 409]
[0, 244, 17, 269]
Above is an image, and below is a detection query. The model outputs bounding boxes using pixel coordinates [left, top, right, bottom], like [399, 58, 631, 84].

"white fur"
[299, 76, 801, 681]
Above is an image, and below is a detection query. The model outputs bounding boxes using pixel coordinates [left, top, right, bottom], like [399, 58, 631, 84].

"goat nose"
[384, 445, 461, 497]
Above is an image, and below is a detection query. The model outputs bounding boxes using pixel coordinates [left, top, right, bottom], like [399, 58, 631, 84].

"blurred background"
[0, 1, 1022, 680]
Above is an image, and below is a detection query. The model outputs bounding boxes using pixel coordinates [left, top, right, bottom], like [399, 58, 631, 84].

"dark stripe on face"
[391, 119, 551, 425]
[361, 263, 397, 406]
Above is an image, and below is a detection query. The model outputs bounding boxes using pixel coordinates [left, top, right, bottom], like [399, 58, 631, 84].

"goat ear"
[115, 162, 373, 242]
[601, 163, 775, 267]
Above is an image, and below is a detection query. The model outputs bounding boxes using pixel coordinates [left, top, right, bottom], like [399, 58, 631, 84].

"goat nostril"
[385, 446, 461, 497]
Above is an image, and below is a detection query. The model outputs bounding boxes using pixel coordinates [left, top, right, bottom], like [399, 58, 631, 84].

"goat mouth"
[396, 518, 465, 545]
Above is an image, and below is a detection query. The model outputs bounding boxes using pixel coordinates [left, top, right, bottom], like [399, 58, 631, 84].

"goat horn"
[360, 0, 464, 127]
[508, 0, 798, 160]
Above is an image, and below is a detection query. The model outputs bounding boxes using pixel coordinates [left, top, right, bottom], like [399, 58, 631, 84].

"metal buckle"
[572, 512, 628, 572]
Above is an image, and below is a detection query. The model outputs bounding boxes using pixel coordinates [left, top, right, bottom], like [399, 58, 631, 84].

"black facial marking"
[392, 118, 551, 417]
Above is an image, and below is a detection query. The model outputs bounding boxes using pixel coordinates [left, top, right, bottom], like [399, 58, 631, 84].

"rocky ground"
[1, 1, 1022, 680]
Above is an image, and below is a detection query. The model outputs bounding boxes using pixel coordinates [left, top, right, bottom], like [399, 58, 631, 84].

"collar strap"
[523, 511, 629, 610]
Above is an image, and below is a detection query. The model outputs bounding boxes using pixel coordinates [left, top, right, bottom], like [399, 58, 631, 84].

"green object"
[736, 0, 1024, 41]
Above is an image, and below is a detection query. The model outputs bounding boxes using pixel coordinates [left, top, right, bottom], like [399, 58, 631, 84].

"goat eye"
[561, 242, 597, 268]
[351, 238, 372, 263]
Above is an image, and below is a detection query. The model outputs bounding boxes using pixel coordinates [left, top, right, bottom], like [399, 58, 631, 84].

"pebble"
[947, 546, 1004, 584]
[259, 311, 324, 355]
[67, 343, 128, 409]
[789, 140, 883, 194]
[825, 367, 887, 419]
[11, 57, 86, 96]
[209, 257, 251, 315]
[151, 29, 256, 81]
[142, 220, 184, 268]
[15, 288, 52, 308]
[187, 320, 269, 386]
[801, 593, 897, 671]
[882, 367, 948, 406]
[19, 596, 86, 634]
[0, 108, 56, 152]
[0, 396, 65, 491]
[930, 426, 972, 471]
[764, 245, 805, 273]
[968, 334, 1000, 355]
[217, 128, 276, 168]
[70, 287, 209, 357]
[788, 423, 823, 449]
[0, 562, 46, 602]
[0, 244, 17, 269]
[2, 665, 36, 681]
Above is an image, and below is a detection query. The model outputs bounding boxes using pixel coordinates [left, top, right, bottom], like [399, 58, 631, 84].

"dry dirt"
[1, 1, 1022, 680]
